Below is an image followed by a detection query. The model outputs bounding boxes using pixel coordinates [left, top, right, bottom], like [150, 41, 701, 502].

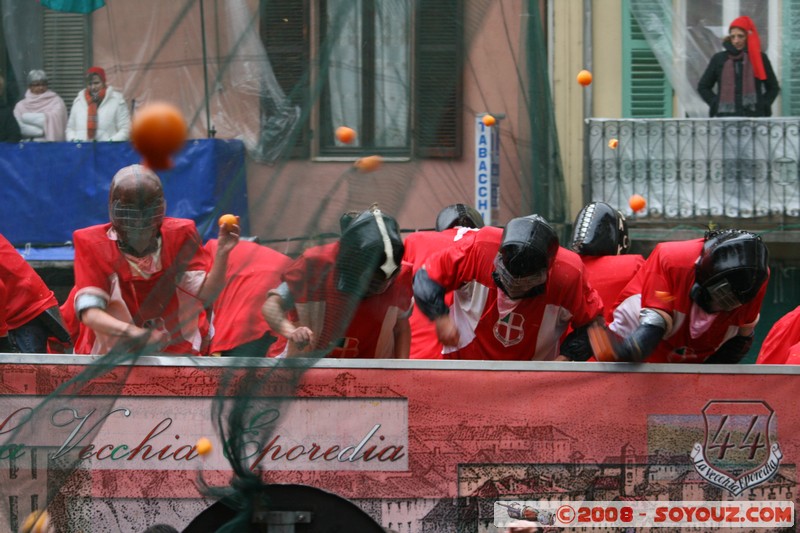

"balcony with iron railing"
[586, 118, 800, 246]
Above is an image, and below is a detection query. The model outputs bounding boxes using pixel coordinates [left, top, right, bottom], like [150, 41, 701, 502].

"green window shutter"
[782, 0, 800, 116]
[414, 0, 463, 158]
[260, 0, 310, 158]
[43, 10, 91, 113]
[622, 0, 672, 118]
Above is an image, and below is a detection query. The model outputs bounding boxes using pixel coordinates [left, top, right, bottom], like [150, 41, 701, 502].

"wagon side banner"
[0, 360, 798, 529]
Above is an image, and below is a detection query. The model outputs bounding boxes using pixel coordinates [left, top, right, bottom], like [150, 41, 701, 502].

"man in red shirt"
[205, 239, 291, 357]
[263, 207, 413, 358]
[71, 164, 239, 355]
[413, 214, 603, 361]
[600, 229, 768, 363]
[569, 202, 645, 322]
[403, 204, 484, 359]
[0, 233, 70, 352]
[756, 305, 800, 365]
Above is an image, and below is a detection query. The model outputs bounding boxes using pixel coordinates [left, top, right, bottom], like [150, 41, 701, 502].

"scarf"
[13, 89, 67, 141]
[719, 48, 757, 115]
[84, 86, 106, 140]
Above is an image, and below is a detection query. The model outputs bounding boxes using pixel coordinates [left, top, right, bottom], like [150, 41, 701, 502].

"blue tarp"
[0, 139, 248, 246]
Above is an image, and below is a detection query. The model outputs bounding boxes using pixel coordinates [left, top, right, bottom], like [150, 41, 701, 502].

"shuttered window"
[261, 0, 462, 159]
[415, 0, 462, 158]
[622, 0, 672, 118]
[260, 0, 310, 158]
[781, 0, 800, 116]
[43, 10, 91, 112]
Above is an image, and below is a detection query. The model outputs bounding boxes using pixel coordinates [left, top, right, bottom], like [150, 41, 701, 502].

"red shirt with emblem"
[757, 305, 800, 365]
[403, 227, 480, 359]
[205, 239, 292, 356]
[420, 226, 603, 361]
[609, 239, 767, 363]
[72, 218, 213, 355]
[0, 233, 59, 335]
[281, 242, 413, 358]
[580, 254, 646, 323]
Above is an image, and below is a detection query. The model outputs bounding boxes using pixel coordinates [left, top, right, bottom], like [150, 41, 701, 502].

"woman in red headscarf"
[66, 66, 131, 141]
[697, 15, 780, 117]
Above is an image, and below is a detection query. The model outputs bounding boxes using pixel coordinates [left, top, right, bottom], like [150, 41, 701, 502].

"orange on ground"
[131, 102, 187, 170]
[629, 194, 647, 213]
[335, 126, 357, 144]
[577, 69, 593, 86]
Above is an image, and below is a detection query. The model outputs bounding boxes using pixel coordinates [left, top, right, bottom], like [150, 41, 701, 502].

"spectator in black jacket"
[697, 15, 779, 117]
[0, 74, 21, 142]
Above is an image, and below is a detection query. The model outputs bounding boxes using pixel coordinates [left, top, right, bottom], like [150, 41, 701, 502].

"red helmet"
[108, 165, 165, 257]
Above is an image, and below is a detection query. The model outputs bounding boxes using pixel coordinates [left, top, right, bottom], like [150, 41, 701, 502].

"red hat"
[728, 16, 766, 80]
[86, 66, 106, 83]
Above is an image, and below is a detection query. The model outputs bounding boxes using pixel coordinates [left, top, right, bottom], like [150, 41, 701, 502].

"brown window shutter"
[43, 10, 91, 113]
[414, 0, 463, 158]
[260, 0, 311, 158]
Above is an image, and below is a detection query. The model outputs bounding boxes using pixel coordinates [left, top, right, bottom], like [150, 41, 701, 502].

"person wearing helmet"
[71, 164, 239, 355]
[600, 229, 769, 363]
[413, 214, 603, 361]
[569, 202, 645, 322]
[403, 204, 484, 359]
[262, 207, 413, 358]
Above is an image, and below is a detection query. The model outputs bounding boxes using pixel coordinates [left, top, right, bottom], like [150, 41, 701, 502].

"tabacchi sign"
[0, 397, 408, 471]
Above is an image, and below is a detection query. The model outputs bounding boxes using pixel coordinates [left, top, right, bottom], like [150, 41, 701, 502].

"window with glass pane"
[320, 0, 411, 155]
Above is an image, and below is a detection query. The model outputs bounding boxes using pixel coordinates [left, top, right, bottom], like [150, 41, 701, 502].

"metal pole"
[199, 0, 213, 137]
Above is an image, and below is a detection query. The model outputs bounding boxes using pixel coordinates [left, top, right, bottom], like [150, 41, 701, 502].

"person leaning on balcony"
[413, 214, 604, 361]
[697, 16, 780, 117]
[71, 164, 239, 355]
[13, 69, 67, 141]
[756, 305, 800, 365]
[593, 229, 769, 364]
[66, 66, 131, 141]
[569, 202, 645, 324]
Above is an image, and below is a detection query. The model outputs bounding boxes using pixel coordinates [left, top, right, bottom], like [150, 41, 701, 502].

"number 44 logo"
[691, 400, 783, 496]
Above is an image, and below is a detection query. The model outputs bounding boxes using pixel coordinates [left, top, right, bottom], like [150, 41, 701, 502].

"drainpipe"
[582, 0, 593, 205]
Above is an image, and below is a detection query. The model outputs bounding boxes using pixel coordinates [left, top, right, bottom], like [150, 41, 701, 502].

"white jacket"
[66, 86, 131, 142]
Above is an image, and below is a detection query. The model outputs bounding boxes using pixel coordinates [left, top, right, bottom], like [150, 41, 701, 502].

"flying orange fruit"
[577, 69, 593, 86]
[131, 102, 187, 170]
[335, 126, 356, 144]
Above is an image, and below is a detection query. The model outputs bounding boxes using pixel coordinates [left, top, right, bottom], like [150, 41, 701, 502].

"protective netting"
[0, 0, 568, 532]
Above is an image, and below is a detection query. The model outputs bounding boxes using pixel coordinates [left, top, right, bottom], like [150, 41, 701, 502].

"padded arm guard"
[704, 334, 754, 364]
[615, 323, 666, 362]
[412, 269, 449, 320]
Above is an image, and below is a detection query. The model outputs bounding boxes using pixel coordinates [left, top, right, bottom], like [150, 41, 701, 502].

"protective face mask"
[492, 254, 547, 299]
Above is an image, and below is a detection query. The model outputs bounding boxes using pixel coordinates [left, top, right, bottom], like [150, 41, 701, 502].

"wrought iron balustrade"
[586, 119, 800, 220]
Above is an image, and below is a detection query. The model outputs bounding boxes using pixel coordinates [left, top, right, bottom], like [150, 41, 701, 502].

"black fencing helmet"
[493, 215, 559, 299]
[336, 209, 404, 296]
[690, 230, 769, 313]
[435, 204, 485, 232]
[108, 164, 166, 257]
[570, 202, 630, 256]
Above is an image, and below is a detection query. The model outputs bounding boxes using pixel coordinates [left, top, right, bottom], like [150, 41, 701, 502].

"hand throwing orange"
[131, 102, 187, 170]
[335, 126, 356, 144]
[577, 69, 593, 86]
[629, 194, 647, 213]
[218, 214, 239, 230]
